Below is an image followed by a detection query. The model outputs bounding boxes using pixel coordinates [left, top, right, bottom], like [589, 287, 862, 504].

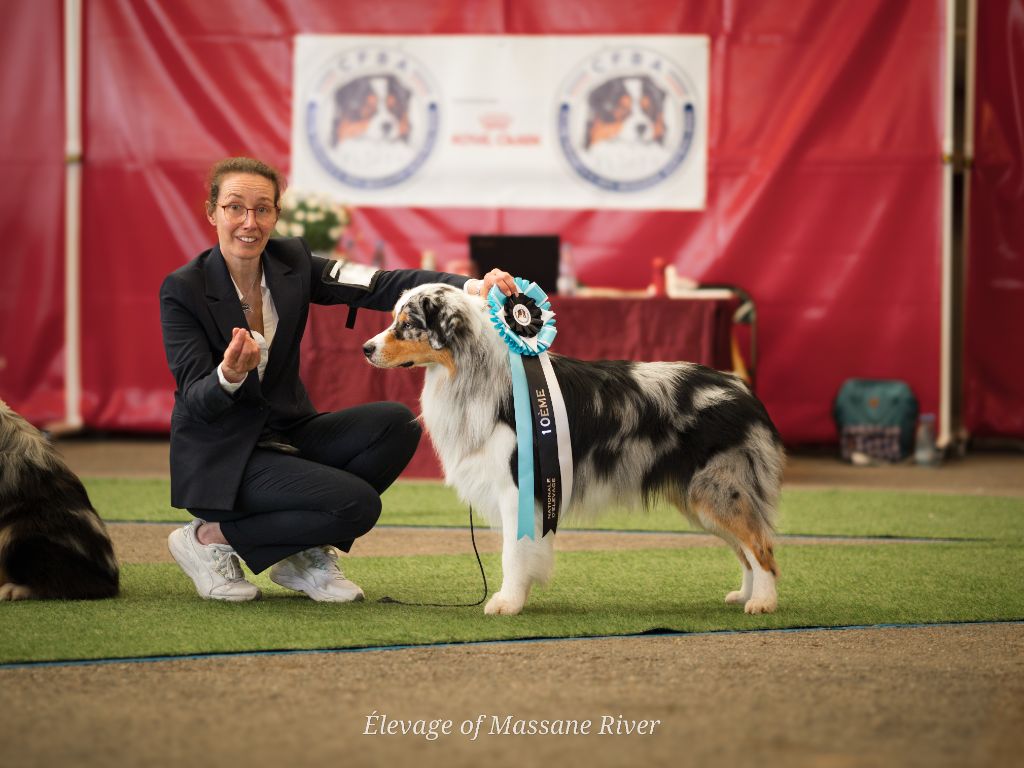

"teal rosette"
[487, 277, 557, 356]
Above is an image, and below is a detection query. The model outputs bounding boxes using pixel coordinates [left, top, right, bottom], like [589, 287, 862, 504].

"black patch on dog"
[499, 356, 780, 507]
[404, 287, 470, 352]
[0, 456, 119, 600]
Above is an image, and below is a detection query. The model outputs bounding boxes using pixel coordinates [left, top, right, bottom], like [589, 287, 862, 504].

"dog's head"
[363, 284, 473, 374]
[331, 74, 412, 147]
[584, 75, 666, 149]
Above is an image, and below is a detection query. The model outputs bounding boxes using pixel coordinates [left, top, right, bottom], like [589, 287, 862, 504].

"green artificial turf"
[85, 478, 1024, 542]
[1, 542, 1021, 664]
[19, 477, 1013, 665]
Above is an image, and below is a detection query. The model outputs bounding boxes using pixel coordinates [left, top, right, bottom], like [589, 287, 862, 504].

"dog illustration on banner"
[363, 284, 784, 617]
[0, 400, 119, 601]
[304, 45, 440, 190]
[331, 74, 412, 146]
[584, 75, 667, 150]
[557, 46, 700, 194]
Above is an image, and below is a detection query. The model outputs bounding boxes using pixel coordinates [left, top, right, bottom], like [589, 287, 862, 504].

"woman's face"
[207, 172, 278, 266]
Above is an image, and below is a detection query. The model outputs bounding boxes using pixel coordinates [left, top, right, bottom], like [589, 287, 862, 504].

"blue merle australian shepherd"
[0, 400, 119, 600]
[364, 284, 784, 616]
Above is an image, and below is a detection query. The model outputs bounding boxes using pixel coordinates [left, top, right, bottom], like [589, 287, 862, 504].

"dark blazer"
[159, 236, 466, 511]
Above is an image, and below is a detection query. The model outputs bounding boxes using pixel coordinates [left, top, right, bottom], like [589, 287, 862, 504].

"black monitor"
[469, 234, 561, 295]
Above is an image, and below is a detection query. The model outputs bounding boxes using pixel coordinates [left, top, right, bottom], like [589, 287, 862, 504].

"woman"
[160, 157, 515, 602]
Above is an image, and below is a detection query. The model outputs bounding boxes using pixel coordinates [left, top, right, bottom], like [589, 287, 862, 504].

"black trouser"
[191, 402, 421, 573]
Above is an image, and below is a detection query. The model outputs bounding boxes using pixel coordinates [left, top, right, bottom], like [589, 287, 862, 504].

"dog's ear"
[436, 301, 467, 351]
[416, 291, 466, 351]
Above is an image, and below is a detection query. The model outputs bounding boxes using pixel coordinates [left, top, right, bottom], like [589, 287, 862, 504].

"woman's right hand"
[221, 327, 260, 383]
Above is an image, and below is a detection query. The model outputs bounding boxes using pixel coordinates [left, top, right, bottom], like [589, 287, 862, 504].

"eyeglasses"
[219, 203, 280, 223]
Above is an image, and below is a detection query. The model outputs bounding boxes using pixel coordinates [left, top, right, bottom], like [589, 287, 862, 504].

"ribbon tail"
[509, 351, 535, 540]
[539, 352, 573, 524]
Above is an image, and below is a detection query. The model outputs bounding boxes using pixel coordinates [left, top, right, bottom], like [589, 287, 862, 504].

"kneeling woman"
[160, 157, 515, 601]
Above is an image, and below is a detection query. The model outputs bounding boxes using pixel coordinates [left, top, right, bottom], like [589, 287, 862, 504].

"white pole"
[62, 0, 83, 430]
[938, 0, 955, 450]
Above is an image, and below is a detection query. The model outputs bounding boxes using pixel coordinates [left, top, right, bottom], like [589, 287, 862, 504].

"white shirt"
[217, 271, 279, 393]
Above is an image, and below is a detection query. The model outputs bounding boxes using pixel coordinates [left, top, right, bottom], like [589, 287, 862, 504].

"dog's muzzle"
[362, 338, 414, 368]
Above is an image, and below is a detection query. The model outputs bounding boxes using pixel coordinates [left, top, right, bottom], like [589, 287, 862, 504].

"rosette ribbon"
[488, 278, 573, 540]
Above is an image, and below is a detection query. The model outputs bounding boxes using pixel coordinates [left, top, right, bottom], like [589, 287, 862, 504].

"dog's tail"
[3, 525, 120, 600]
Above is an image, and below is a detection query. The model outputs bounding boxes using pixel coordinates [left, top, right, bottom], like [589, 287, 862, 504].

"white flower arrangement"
[275, 189, 351, 254]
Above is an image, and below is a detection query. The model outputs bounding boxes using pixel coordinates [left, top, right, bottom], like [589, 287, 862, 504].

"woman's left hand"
[477, 268, 519, 297]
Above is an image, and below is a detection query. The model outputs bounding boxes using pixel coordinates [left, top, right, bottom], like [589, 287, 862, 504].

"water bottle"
[914, 413, 938, 466]
[557, 242, 577, 296]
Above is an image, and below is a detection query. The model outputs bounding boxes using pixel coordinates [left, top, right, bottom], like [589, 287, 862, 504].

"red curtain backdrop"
[965, 0, 1024, 439]
[0, 0, 66, 422]
[4, 1, 960, 446]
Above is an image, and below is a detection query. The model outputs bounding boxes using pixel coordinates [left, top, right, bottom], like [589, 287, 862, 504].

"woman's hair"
[206, 157, 285, 212]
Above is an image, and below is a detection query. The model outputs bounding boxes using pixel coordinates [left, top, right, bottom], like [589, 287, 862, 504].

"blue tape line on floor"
[2, 620, 1020, 671]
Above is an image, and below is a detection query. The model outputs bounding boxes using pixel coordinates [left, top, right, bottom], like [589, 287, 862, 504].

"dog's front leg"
[484, 495, 549, 616]
[0, 582, 34, 600]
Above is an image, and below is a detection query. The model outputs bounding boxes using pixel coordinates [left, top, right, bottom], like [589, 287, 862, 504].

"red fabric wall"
[966, 0, 1024, 438]
[4, 1, 955, 445]
[0, 0, 66, 421]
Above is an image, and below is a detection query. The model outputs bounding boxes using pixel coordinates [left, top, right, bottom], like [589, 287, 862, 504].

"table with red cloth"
[300, 296, 736, 478]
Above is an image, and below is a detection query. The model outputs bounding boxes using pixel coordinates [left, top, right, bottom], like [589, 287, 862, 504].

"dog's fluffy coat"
[0, 400, 119, 600]
[364, 284, 784, 616]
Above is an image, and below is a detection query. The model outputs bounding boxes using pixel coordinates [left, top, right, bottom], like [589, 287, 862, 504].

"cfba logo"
[557, 47, 699, 193]
[304, 46, 440, 189]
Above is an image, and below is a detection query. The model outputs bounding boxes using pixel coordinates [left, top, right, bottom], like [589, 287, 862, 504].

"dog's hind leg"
[484, 494, 553, 616]
[681, 452, 781, 614]
[736, 535, 777, 614]
[686, 498, 777, 614]
[685, 424, 785, 613]
[670, 498, 754, 607]
[699, 498, 778, 614]
[724, 543, 754, 606]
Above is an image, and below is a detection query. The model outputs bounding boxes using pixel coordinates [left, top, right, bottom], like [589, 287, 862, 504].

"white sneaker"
[167, 520, 261, 602]
[269, 546, 365, 603]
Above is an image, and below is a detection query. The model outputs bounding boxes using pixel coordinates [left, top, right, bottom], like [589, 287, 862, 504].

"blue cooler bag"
[833, 379, 919, 462]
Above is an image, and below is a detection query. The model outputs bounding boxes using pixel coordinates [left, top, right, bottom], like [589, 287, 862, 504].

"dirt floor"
[2, 624, 1021, 768]
[1, 441, 1022, 767]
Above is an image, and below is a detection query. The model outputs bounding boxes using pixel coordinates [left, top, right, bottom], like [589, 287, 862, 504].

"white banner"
[291, 35, 708, 211]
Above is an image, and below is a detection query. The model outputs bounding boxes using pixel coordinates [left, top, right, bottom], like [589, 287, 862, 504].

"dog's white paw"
[0, 583, 33, 601]
[484, 592, 524, 616]
[726, 566, 754, 606]
[743, 596, 777, 614]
